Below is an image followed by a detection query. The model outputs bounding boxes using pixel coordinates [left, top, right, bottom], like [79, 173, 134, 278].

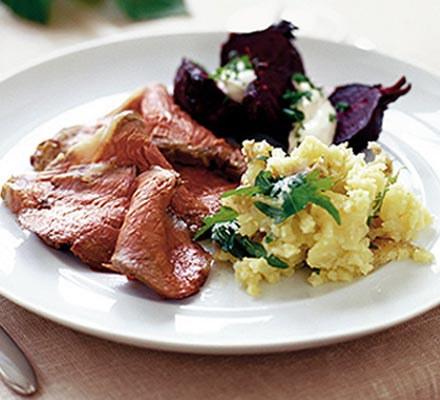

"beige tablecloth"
[2, 295, 440, 399]
[1, 0, 440, 398]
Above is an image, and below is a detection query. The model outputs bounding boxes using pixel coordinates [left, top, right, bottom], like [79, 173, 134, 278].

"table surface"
[1, 0, 440, 398]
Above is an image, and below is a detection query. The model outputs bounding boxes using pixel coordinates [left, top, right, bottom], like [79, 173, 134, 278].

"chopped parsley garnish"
[195, 169, 340, 269]
[212, 221, 288, 269]
[367, 187, 388, 226]
[265, 234, 275, 244]
[282, 89, 308, 126]
[222, 169, 341, 225]
[193, 206, 238, 240]
[283, 90, 312, 104]
[196, 217, 288, 269]
[329, 113, 337, 122]
[283, 107, 305, 123]
[209, 54, 253, 80]
[221, 170, 278, 199]
[292, 73, 315, 88]
[292, 73, 323, 93]
[367, 171, 400, 226]
[335, 101, 351, 112]
[255, 150, 272, 162]
[283, 74, 323, 129]
[221, 186, 262, 198]
[252, 170, 341, 224]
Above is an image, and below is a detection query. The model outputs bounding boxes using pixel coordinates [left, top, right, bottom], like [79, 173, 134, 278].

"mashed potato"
[215, 136, 433, 296]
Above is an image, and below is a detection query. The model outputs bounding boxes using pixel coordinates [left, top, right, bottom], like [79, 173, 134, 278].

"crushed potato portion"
[215, 137, 433, 296]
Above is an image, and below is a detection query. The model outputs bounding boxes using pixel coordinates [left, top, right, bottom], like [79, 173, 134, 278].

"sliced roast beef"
[31, 85, 245, 182]
[107, 85, 245, 179]
[10, 86, 240, 298]
[111, 167, 211, 299]
[174, 165, 237, 215]
[63, 111, 163, 171]
[138, 84, 245, 180]
[30, 122, 105, 171]
[2, 163, 137, 268]
[57, 111, 213, 232]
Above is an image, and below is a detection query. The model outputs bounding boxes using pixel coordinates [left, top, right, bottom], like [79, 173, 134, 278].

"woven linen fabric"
[1, 296, 440, 399]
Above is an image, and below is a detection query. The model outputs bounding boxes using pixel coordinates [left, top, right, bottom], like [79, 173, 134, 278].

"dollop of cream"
[214, 59, 256, 103]
[288, 81, 337, 152]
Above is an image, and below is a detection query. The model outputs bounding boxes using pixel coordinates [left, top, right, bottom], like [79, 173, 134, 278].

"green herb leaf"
[335, 101, 351, 112]
[116, 0, 187, 20]
[210, 221, 288, 269]
[211, 221, 240, 254]
[222, 170, 280, 199]
[292, 73, 312, 85]
[307, 191, 341, 225]
[291, 73, 324, 96]
[255, 150, 272, 162]
[283, 90, 312, 105]
[194, 206, 238, 240]
[388, 169, 402, 185]
[254, 202, 285, 223]
[329, 113, 337, 122]
[255, 170, 279, 195]
[202, 169, 339, 269]
[1, 0, 51, 24]
[305, 170, 336, 191]
[254, 170, 341, 225]
[221, 186, 262, 198]
[265, 234, 275, 244]
[367, 171, 400, 226]
[283, 107, 305, 123]
[209, 54, 253, 80]
[266, 254, 289, 269]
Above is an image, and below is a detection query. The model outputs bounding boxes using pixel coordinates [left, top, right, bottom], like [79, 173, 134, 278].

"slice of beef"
[58, 111, 212, 232]
[60, 111, 219, 233]
[65, 111, 163, 172]
[174, 165, 237, 215]
[139, 84, 245, 180]
[111, 167, 211, 299]
[31, 85, 245, 182]
[2, 163, 137, 268]
[30, 122, 105, 171]
[27, 93, 241, 236]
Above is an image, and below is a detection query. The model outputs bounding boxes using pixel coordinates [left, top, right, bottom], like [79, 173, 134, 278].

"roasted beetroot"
[173, 58, 245, 139]
[222, 20, 304, 132]
[173, 20, 305, 147]
[329, 77, 411, 153]
[221, 20, 304, 74]
[175, 21, 410, 153]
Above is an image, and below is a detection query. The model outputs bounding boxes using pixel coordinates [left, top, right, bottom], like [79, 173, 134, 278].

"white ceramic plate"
[1, 32, 440, 354]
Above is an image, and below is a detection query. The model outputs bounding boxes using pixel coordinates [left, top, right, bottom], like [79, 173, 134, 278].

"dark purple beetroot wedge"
[329, 77, 411, 153]
[242, 71, 292, 148]
[173, 20, 306, 148]
[221, 20, 304, 78]
[173, 58, 245, 139]
[221, 21, 306, 146]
